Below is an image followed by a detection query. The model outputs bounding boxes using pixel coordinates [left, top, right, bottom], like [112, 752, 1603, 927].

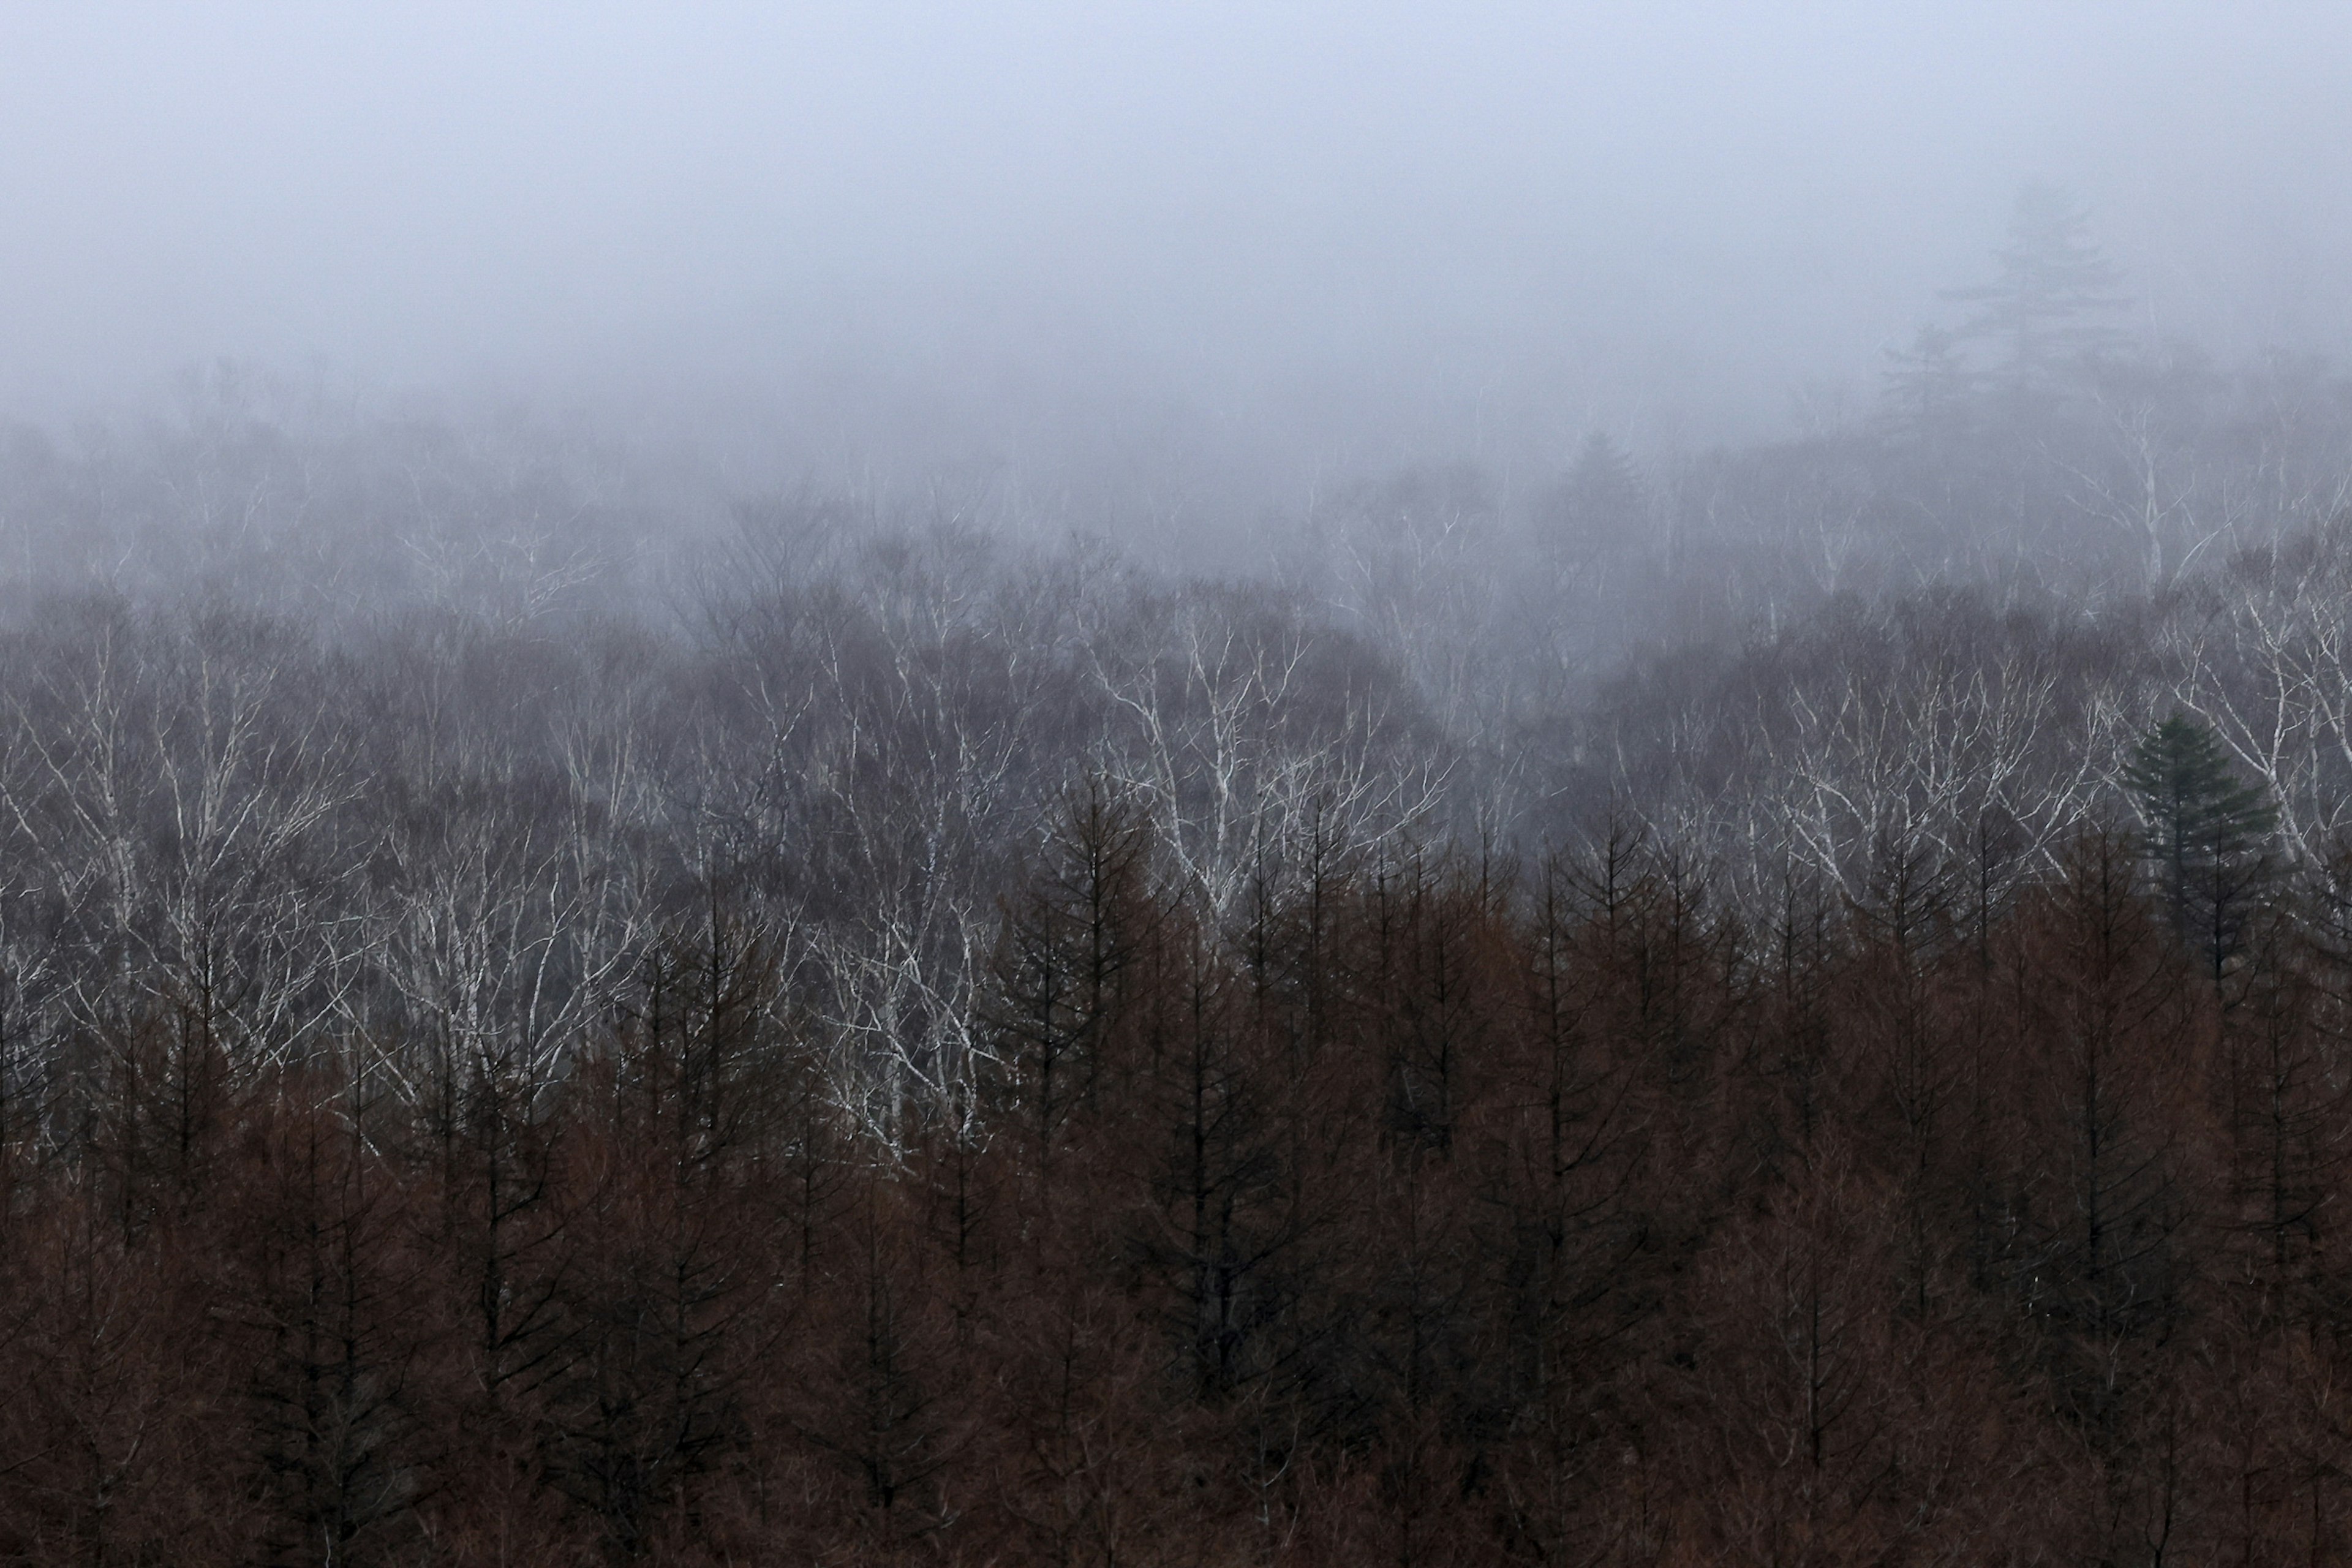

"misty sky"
[4, 2, 2348, 496]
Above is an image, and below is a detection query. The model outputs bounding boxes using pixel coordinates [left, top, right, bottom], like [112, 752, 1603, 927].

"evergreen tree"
[1880, 324, 1977, 437]
[1943, 181, 2127, 397]
[1537, 431, 1645, 559]
[2122, 712, 2278, 982]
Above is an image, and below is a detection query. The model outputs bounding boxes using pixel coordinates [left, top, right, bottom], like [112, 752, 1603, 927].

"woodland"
[4, 192, 2352, 1564]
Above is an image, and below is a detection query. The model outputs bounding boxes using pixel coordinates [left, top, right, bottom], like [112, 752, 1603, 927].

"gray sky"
[3, 2, 2348, 497]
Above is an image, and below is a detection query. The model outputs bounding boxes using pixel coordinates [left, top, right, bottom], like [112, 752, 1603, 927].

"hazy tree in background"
[1945, 181, 2128, 398]
[1539, 432, 1646, 560]
[1879, 325, 1976, 437]
[2123, 712, 2279, 982]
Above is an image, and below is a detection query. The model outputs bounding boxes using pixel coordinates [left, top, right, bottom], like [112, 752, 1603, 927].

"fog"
[16, 13, 2352, 1556]
[5, 2, 2348, 517]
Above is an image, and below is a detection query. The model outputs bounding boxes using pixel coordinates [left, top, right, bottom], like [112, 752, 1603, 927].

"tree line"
[1, 187, 2350, 1562]
[2, 753, 2350, 1563]
[0, 498, 2342, 1561]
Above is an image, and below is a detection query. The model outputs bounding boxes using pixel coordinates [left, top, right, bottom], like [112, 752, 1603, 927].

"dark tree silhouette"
[2123, 711, 2279, 982]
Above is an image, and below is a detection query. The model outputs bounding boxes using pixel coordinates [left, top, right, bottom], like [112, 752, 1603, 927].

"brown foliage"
[5, 812, 2352, 1564]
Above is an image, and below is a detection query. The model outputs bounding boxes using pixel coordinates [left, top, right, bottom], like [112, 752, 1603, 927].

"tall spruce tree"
[1537, 430, 1646, 559]
[1943, 181, 2128, 399]
[2122, 712, 2278, 983]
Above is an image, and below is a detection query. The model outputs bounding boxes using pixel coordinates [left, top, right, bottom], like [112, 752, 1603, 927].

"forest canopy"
[2, 190, 2352, 1564]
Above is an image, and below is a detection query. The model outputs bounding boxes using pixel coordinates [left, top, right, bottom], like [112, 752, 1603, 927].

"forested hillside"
[6, 204, 2352, 1562]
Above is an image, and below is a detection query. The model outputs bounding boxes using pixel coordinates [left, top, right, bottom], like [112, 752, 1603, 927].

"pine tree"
[1880, 324, 1977, 437]
[2122, 712, 2278, 982]
[1537, 431, 1645, 559]
[1943, 181, 2127, 398]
